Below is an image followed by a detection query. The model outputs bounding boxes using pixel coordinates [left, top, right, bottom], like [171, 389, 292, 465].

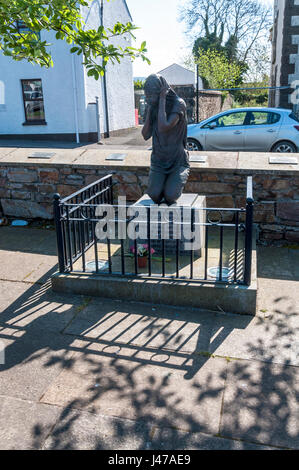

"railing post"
[244, 177, 254, 286]
[53, 193, 66, 273]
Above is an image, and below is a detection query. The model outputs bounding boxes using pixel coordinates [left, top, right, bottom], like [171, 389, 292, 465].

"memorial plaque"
[189, 155, 207, 163]
[269, 156, 298, 165]
[105, 153, 127, 161]
[28, 152, 56, 159]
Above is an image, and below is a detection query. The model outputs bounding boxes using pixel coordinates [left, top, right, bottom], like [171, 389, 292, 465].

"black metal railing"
[54, 175, 254, 286]
[53, 174, 114, 274]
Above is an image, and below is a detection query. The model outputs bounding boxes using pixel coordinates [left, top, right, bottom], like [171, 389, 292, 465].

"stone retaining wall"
[0, 148, 298, 244]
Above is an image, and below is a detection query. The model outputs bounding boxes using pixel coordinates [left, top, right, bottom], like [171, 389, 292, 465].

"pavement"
[0, 126, 149, 151]
[0, 226, 298, 450]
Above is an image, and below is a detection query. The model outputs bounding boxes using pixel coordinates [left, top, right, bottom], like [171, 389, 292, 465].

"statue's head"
[144, 74, 165, 106]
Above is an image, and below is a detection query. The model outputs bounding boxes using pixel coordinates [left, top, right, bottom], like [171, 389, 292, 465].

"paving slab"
[41, 342, 227, 435]
[257, 246, 299, 281]
[0, 228, 58, 283]
[63, 297, 216, 354]
[0, 227, 57, 254]
[150, 427, 281, 450]
[0, 251, 58, 283]
[0, 280, 31, 312]
[72, 148, 151, 170]
[43, 406, 280, 450]
[207, 292, 299, 366]
[0, 396, 61, 450]
[0, 330, 75, 401]
[0, 280, 89, 334]
[0, 147, 17, 160]
[220, 359, 299, 449]
[44, 409, 154, 450]
[238, 152, 299, 174]
[0, 147, 86, 166]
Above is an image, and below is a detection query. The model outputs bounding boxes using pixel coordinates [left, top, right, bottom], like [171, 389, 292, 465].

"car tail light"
[294, 126, 299, 131]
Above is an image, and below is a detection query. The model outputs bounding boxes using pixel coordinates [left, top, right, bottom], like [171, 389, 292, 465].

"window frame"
[21, 79, 47, 126]
[202, 111, 247, 129]
[245, 111, 281, 126]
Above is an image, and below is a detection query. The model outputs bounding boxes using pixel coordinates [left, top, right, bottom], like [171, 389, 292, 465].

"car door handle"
[234, 131, 242, 134]
[267, 129, 275, 133]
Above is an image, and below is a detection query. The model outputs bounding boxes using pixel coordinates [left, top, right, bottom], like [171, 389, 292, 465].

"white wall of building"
[0, 31, 84, 136]
[80, 0, 135, 134]
[0, 0, 135, 138]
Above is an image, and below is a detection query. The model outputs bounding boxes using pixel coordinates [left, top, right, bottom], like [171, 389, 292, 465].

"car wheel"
[187, 138, 202, 151]
[271, 141, 297, 153]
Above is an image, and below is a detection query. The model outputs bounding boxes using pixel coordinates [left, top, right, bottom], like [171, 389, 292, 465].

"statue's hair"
[144, 74, 177, 117]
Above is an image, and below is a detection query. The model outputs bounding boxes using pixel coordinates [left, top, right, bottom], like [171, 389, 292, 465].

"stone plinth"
[130, 194, 206, 256]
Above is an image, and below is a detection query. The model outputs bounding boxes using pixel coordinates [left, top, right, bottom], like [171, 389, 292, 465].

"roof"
[157, 63, 203, 87]
[123, 0, 133, 22]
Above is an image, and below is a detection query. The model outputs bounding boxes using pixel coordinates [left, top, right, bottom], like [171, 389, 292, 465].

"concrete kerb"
[51, 274, 257, 315]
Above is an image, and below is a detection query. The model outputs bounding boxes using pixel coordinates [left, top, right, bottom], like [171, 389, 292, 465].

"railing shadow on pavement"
[1, 244, 298, 449]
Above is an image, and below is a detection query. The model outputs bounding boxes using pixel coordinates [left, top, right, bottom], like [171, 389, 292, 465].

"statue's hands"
[160, 85, 169, 99]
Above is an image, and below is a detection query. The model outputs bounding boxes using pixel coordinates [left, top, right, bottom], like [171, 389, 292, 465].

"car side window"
[202, 112, 246, 129]
[217, 112, 247, 127]
[202, 118, 218, 129]
[247, 111, 281, 126]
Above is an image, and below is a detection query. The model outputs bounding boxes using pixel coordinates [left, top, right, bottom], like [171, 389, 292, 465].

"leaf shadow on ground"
[0, 245, 298, 449]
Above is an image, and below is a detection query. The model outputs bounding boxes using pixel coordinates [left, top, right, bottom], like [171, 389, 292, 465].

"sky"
[126, 0, 274, 78]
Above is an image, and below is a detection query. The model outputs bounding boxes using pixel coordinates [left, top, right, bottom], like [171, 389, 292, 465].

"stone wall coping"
[0, 147, 299, 175]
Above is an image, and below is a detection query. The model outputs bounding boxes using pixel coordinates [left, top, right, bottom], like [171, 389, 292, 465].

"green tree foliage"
[192, 33, 223, 58]
[134, 79, 145, 90]
[0, 0, 150, 80]
[195, 48, 245, 90]
[232, 76, 270, 107]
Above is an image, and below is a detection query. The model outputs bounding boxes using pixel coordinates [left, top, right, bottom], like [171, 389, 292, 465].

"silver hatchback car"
[187, 107, 299, 152]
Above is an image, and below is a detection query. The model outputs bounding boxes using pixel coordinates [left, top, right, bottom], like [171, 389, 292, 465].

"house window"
[21, 79, 46, 125]
[16, 20, 41, 40]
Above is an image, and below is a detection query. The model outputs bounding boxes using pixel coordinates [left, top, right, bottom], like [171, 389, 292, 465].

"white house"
[0, 0, 135, 142]
[157, 63, 203, 89]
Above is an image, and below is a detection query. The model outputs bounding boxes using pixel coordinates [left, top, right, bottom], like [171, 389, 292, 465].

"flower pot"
[138, 256, 148, 268]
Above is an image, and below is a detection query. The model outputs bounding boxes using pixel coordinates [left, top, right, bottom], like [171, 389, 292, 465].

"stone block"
[39, 169, 59, 184]
[114, 172, 138, 184]
[277, 201, 299, 222]
[7, 170, 37, 183]
[261, 232, 284, 241]
[1, 199, 52, 219]
[285, 231, 299, 242]
[200, 173, 219, 182]
[270, 179, 290, 190]
[12, 191, 31, 200]
[185, 182, 234, 194]
[116, 183, 143, 201]
[64, 174, 84, 185]
[57, 184, 80, 198]
[37, 184, 57, 193]
[85, 174, 104, 186]
[0, 189, 10, 198]
[206, 195, 234, 208]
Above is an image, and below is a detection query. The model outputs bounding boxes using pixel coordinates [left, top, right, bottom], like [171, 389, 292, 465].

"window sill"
[22, 121, 47, 126]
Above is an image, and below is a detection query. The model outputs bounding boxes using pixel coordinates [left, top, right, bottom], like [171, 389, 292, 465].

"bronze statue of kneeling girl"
[142, 74, 190, 205]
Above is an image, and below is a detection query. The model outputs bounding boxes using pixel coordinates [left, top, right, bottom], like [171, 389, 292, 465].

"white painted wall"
[80, 0, 135, 134]
[0, 31, 84, 136]
[0, 0, 135, 138]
